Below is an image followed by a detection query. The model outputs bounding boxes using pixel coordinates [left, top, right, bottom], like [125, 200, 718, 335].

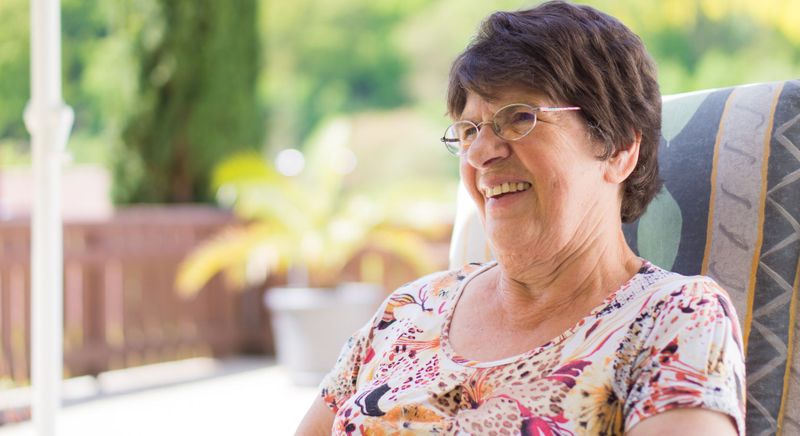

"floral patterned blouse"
[320, 261, 746, 435]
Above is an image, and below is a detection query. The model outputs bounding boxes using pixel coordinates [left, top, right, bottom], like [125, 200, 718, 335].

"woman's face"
[459, 89, 619, 262]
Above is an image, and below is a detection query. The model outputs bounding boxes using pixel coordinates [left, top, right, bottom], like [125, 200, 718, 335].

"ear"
[603, 131, 641, 184]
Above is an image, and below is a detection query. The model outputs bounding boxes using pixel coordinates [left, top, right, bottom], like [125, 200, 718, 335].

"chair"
[448, 80, 800, 436]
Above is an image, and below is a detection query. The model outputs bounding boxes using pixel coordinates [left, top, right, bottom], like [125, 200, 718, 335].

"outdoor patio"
[0, 357, 316, 435]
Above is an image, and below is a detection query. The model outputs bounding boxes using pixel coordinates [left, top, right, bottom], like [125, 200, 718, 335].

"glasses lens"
[494, 104, 537, 140]
[442, 121, 477, 155]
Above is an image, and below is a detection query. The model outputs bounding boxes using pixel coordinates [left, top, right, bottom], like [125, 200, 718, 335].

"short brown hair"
[447, 1, 661, 223]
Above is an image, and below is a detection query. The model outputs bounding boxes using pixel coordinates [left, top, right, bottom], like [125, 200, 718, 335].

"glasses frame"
[440, 103, 581, 156]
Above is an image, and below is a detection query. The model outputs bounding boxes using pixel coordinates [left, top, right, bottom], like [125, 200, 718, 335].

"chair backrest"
[448, 80, 800, 436]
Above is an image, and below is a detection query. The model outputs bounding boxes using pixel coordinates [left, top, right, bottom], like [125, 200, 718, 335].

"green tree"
[61, 0, 107, 136]
[587, 0, 800, 94]
[0, 0, 29, 144]
[260, 0, 424, 150]
[0, 0, 150, 166]
[117, 0, 262, 203]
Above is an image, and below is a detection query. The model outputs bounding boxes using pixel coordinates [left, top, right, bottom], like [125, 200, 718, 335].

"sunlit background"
[0, 0, 798, 433]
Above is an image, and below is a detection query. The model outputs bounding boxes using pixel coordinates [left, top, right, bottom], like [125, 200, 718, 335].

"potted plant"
[176, 119, 451, 385]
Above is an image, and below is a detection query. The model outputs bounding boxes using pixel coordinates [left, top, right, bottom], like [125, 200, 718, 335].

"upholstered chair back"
[448, 80, 800, 435]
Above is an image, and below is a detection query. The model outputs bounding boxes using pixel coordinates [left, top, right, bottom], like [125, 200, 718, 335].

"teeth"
[483, 182, 531, 198]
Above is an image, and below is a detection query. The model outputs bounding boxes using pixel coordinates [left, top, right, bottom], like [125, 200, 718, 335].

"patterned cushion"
[448, 80, 800, 435]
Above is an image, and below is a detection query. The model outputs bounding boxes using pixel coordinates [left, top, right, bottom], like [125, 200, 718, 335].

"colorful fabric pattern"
[320, 261, 746, 435]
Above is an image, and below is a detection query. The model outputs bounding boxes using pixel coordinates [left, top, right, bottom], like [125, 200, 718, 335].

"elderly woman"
[298, 2, 745, 435]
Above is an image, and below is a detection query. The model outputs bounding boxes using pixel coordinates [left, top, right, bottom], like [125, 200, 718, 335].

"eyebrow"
[459, 102, 544, 121]
[458, 102, 506, 121]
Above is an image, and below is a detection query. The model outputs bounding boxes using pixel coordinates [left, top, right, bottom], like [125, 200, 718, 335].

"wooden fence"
[0, 206, 274, 388]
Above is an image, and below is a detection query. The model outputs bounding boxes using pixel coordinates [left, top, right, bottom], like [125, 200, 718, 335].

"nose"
[464, 123, 511, 168]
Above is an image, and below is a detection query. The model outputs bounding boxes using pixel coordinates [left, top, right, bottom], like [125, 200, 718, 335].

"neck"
[487, 216, 640, 329]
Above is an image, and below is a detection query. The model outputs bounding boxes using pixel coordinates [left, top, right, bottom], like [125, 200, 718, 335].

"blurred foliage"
[117, 0, 262, 203]
[0, 0, 29, 142]
[0, 0, 147, 165]
[588, 0, 800, 93]
[260, 0, 426, 151]
[396, 0, 800, 102]
[0, 0, 797, 199]
[177, 117, 453, 293]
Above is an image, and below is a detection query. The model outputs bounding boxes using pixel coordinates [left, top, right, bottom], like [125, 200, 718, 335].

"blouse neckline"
[440, 259, 650, 368]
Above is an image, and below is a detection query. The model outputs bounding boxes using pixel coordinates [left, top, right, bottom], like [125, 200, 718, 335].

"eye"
[496, 105, 537, 139]
[510, 111, 536, 125]
[461, 125, 478, 140]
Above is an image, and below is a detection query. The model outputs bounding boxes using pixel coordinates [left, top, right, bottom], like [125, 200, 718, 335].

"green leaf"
[212, 152, 279, 189]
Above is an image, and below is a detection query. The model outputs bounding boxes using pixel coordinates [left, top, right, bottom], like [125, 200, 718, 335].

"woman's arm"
[295, 396, 335, 436]
[627, 407, 739, 436]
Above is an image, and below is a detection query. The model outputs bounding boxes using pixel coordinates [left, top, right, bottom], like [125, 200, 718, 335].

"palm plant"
[176, 119, 451, 295]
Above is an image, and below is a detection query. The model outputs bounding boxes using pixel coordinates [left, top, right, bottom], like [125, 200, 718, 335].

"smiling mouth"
[483, 182, 532, 199]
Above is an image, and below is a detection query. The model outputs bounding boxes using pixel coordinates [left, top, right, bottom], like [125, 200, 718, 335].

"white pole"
[23, 0, 73, 434]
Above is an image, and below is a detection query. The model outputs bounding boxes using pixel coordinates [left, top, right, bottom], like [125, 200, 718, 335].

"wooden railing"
[0, 206, 274, 388]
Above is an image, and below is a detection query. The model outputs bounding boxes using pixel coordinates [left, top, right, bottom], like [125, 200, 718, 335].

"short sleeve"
[623, 278, 747, 435]
[318, 301, 382, 413]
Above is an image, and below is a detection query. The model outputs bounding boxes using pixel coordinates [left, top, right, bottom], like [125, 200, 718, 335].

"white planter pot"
[264, 283, 383, 386]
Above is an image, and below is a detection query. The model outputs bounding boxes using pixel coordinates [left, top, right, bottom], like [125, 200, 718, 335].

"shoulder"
[613, 265, 744, 366]
[618, 266, 746, 374]
[639, 269, 739, 322]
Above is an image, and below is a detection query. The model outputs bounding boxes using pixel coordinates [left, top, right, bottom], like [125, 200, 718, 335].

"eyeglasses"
[440, 103, 581, 156]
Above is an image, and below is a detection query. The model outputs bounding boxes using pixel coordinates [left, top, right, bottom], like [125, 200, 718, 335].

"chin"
[487, 222, 535, 250]
[487, 218, 569, 259]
